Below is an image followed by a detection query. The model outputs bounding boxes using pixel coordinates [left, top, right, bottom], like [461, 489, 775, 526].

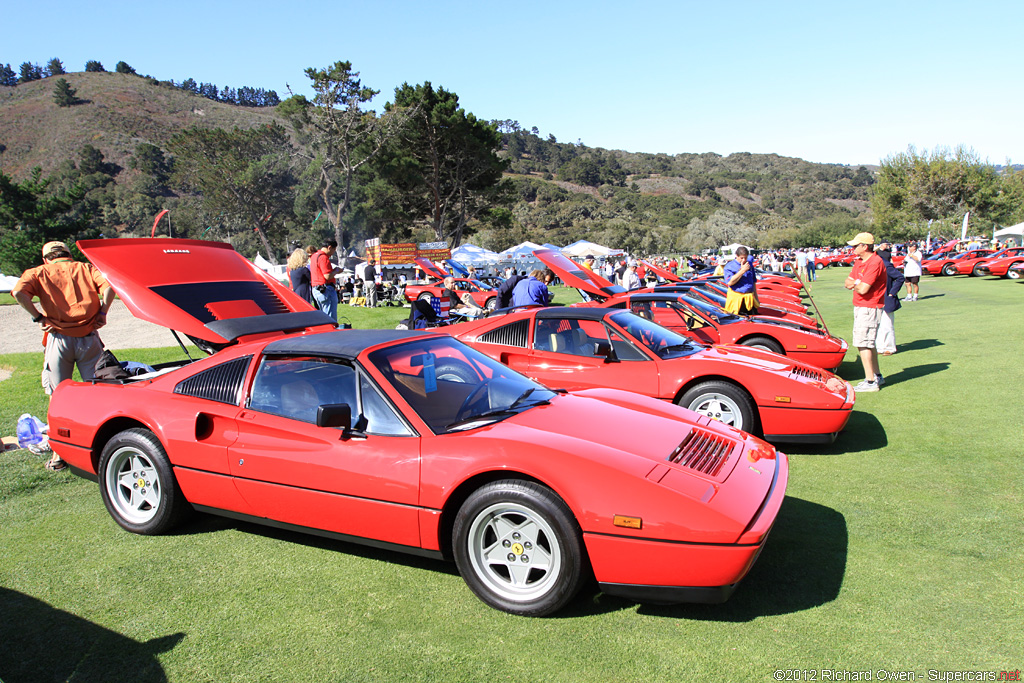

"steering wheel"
[454, 381, 490, 422]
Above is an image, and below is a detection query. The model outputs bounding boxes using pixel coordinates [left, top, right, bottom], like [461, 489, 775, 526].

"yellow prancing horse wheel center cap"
[511, 542, 524, 555]
[137, 478, 146, 488]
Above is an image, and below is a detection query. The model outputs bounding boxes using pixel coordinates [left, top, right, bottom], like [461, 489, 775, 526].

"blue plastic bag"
[16, 414, 50, 453]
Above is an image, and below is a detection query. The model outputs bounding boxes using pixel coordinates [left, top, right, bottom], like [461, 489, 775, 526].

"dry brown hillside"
[0, 71, 285, 178]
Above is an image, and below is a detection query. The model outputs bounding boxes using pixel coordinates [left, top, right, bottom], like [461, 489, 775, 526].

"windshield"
[468, 279, 493, 291]
[368, 337, 556, 434]
[608, 310, 702, 360]
[681, 295, 743, 325]
[694, 286, 728, 307]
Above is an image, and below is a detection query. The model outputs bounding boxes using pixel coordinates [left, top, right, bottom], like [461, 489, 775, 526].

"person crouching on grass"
[844, 232, 888, 392]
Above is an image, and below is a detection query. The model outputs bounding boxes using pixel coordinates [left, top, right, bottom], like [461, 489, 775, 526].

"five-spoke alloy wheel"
[679, 381, 757, 434]
[453, 480, 586, 616]
[99, 428, 189, 535]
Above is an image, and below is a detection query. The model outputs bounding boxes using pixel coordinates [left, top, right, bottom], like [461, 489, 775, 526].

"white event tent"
[994, 223, 1024, 246]
[497, 241, 545, 260]
[561, 240, 617, 258]
[451, 244, 501, 265]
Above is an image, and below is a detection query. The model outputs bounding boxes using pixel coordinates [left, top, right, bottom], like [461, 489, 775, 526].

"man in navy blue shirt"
[722, 247, 759, 315]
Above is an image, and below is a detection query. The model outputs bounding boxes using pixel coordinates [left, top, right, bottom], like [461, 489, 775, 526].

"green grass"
[1, 271, 1022, 682]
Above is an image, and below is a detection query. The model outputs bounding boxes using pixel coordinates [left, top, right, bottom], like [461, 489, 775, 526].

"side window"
[608, 329, 649, 361]
[534, 318, 610, 358]
[249, 357, 356, 424]
[359, 373, 414, 437]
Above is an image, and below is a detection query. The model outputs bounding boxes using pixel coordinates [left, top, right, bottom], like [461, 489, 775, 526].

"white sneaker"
[854, 380, 879, 392]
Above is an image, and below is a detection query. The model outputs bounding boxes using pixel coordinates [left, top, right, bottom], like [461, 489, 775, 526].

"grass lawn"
[1, 270, 1022, 682]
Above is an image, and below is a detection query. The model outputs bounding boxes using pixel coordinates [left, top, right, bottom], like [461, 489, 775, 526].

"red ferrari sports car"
[543, 252, 846, 370]
[972, 247, 1024, 277]
[611, 292, 846, 370]
[446, 306, 853, 443]
[923, 249, 994, 276]
[47, 238, 789, 616]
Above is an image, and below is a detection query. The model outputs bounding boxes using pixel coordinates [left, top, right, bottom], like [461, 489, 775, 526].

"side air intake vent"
[174, 356, 252, 405]
[790, 366, 824, 382]
[667, 429, 734, 477]
[477, 319, 529, 348]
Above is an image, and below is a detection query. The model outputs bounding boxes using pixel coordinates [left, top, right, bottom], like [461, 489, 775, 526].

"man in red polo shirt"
[310, 239, 339, 320]
[844, 232, 887, 392]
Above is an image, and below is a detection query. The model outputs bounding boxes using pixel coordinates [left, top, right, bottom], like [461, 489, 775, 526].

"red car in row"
[448, 305, 853, 444]
[972, 247, 1024, 278]
[922, 249, 995, 276]
[542, 251, 846, 369]
[49, 238, 789, 616]
[403, 259, 499, 310]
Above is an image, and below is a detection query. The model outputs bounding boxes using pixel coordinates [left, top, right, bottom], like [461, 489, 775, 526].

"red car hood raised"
[535, 249, 625, 300]
[78, 238, 315, 345]
[415, 257, 448, 280]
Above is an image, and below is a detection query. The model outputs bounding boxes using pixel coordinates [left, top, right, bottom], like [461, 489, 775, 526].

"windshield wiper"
[509, 387, 550, 410]
[444, 409, 518, 432]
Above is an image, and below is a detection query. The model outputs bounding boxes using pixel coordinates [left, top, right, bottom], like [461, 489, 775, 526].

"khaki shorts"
[852, 306, 883, 348]
[43, 331, 103, 394]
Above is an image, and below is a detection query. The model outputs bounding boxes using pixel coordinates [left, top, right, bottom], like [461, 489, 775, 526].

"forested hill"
[0, 69, 878, 269]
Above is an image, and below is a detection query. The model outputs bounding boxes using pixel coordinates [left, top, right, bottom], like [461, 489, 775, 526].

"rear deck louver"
[174, 356, 252, 405]
[668, 429, 733, 477]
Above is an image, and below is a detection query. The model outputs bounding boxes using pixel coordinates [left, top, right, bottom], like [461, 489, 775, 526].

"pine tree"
[18, 62, 42, 83]
[0, 64, 16, 86]
[52, 78, 79, 107]
[84, 60, 105, 72]
[46, 58, 65, 76]
[115, 61, 136, 75]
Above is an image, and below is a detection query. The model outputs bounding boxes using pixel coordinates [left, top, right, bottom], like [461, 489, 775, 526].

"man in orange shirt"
[844, 232, 887, 392]
[13, 241, 115, 469]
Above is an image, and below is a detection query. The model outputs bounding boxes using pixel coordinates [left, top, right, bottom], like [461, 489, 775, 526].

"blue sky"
[6, 0, 1021, 166]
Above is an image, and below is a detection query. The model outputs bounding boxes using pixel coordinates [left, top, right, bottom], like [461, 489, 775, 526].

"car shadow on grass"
[174, 513, 461, 576]
[571, 496, 847, 621]
[786, 410, 887, 455]
[0, 587, 184, 683]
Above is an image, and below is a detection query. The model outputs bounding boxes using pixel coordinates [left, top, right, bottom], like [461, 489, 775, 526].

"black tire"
[815, 262, 824, 270]
[484, 297, 497, 311]
[418, 292, 434, 302]
[740, 335, 784, 354]
[1007, 262, 1023, 279]
[678, 381, 758, 434]
[434, 358, 477, 383]
[453, 480, 587, 617]
[942, 264, 958, 276]
[98, 428, 190, 535]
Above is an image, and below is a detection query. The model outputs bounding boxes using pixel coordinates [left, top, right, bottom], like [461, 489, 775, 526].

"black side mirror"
[317, 403, 368, 439]
[595, 342, 618, 363]
[317, 403, 351, 430]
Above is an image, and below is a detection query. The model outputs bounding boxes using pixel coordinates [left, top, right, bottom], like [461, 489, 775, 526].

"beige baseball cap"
[846, 232, 875, 246]
[42, 241, 69, 256]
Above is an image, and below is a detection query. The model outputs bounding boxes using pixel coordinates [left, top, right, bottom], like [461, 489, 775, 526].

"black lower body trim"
[67, 464, 98, 483]
[762, 431, 837, 444]
[191, 505, 445, 562]
[599, 581, 738, 605]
